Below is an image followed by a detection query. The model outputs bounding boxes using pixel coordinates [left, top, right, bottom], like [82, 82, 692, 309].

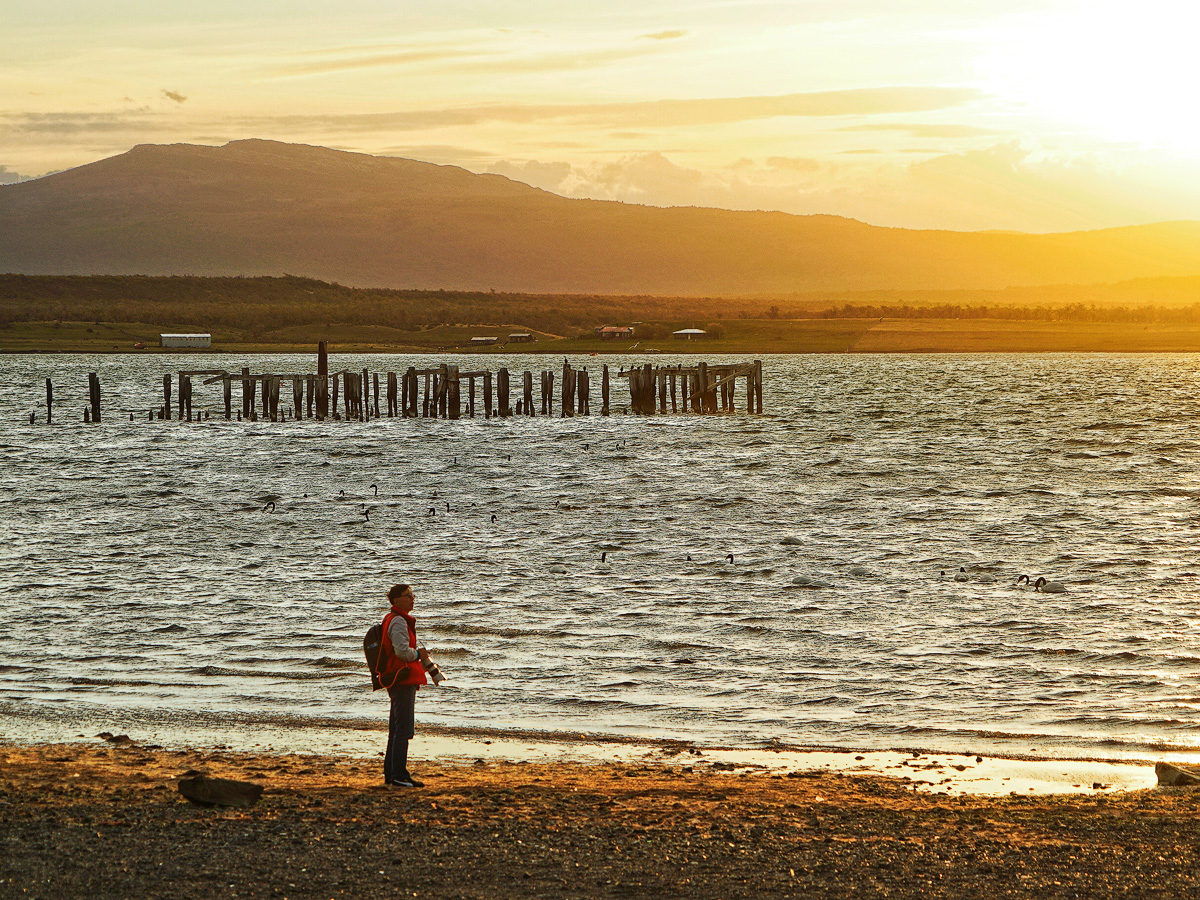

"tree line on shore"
[1, 273, 1198, 336]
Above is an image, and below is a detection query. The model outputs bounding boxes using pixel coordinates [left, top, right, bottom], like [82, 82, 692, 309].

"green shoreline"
[10, 317, 1200, 354]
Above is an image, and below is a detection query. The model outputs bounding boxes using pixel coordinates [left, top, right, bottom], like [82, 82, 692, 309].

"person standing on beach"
[376, 583, 429, 787]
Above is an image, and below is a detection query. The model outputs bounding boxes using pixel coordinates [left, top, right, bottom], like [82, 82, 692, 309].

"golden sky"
[5, 0, 1199, 231]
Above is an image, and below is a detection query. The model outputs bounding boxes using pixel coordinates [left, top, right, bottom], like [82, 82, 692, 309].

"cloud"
[270, 41, 667, 79]
[839, 122, 999, 138]
[241, 87, 984, 135]
[767, 157, 822, 173]
[0, 165, 34, 184]
[162, 90, 188, 103]
[638, 30, 687, 41]
[487, 159, 574, 192]
[271, 47, 484, 78]
[485, 143, 1200, 232]
[1, 111, 158, 135]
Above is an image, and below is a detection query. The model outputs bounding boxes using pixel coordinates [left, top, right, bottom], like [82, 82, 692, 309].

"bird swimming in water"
[954, 567, 969, 582]
[491, 514, 497, 523]
[263, 501, 275, 512]
[371, 484, 378, 497]
[1035, 576, 1067, 593]
[427, 507, 436, 516]
[445, 501, 450, 512]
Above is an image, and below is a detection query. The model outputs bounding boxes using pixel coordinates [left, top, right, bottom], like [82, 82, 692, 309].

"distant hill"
[2, 139, 1200, 294]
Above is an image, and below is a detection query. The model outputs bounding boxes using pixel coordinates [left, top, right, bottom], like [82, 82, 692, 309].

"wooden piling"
[483, 370, 493, 418]
[498, 368, 511, 418]
[88, 372, 101, 424]
[316, 342, 329, 419]
[468, 375, 476, 417]
[45, 378, 52, 424]
[658, 369, 667, 414]
[438, 365, 450, 418]
[754, 359, 763, 413]
[601, 365, 610, 416]
[448, 365, 461, 420]
[561, 361, 574, 418]
[523, 371, 534, 416]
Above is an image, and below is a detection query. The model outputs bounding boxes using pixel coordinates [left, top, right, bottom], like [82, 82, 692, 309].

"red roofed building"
[595, 325, 634, 340]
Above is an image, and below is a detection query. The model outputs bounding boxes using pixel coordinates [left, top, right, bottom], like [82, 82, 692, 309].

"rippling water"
[3, 351, 1200, 761]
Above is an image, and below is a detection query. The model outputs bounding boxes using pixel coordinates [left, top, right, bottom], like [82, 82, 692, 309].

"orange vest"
[377, 609, 428, 689]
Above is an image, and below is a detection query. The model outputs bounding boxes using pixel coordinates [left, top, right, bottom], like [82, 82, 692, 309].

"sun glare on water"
[982, 0, 1200, 156]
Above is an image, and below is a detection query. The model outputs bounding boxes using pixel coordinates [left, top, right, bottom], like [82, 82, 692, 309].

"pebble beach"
[4, 740, 1200, 899]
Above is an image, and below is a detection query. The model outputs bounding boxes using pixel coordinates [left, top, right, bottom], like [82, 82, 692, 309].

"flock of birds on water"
[254, 480, 1069, 594]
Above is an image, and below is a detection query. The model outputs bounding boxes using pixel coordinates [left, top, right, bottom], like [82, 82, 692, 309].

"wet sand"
[4, 739, 1200, 899]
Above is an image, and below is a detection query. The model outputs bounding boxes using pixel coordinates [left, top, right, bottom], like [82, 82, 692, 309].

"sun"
[980, 0, 1200, 156]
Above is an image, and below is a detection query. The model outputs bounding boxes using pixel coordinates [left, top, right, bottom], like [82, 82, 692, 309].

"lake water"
[3, 351, 1200, 763]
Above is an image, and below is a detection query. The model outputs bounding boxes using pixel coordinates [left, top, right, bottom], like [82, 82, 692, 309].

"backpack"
[363, 623, 384, 691]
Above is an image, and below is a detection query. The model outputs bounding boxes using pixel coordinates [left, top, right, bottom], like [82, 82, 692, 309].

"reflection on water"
[3, 351, 1200, 760]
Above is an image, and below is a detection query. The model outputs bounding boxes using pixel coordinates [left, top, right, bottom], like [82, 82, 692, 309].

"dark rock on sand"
[1155, 762, 1200, 786]
[177, 774, 264, 807]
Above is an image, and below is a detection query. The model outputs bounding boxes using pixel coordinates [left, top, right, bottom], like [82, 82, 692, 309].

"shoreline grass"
[9, 318, 1200, 354]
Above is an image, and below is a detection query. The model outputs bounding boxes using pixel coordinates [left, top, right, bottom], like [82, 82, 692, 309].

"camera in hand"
[421, 655, 446, 685]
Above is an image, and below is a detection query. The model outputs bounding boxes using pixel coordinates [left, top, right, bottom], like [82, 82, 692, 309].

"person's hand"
[418, 649, 431, 664]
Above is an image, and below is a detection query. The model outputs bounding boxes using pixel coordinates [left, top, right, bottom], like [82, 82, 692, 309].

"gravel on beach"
[2, 742, 1199, 899]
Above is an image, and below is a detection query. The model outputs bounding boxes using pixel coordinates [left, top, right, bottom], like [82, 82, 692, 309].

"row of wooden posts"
[35, 345, 765, 423]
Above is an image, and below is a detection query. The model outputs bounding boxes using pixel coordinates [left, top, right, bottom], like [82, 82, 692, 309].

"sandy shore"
[4, 739, 1200, 899]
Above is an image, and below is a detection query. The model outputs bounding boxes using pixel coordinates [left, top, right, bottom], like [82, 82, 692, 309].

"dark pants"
[384, 684, 417, 783]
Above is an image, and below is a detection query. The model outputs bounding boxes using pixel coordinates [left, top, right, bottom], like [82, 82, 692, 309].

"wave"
[192, 665, 355, 680]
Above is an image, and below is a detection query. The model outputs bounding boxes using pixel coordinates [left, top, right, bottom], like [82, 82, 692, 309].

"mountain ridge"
[2, 139, 1199, 295]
